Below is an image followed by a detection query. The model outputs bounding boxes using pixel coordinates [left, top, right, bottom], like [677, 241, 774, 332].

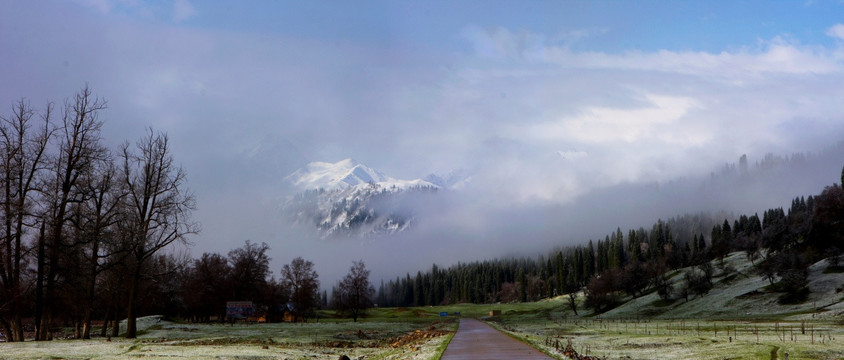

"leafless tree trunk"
[120, 129, 197, 338]
[99, 310, 110, 337]
[0, 99, 53, 342]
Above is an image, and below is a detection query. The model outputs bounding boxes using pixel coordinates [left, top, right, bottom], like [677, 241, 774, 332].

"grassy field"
[486, 302, 844, 360]
[1, 300, 842, 360]
[0, 312, 457, 360]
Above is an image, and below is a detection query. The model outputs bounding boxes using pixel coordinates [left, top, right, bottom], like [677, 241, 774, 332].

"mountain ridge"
[284, 158, 439, 192]
[282, 159, 440, 237]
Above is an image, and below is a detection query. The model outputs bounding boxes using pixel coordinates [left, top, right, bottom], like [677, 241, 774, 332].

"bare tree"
[121, 129, 197, 338]
[37, 85, 108, 340]
[337, 260, 374, 322]
[0, 99, 53, 342]
[76, 159, 125, 338]
[281, 257, 319, 322]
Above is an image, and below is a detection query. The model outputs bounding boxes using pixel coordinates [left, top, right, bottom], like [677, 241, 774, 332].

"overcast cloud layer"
[2, 0, 844, 284]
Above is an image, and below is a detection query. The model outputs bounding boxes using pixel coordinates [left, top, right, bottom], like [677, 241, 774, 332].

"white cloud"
[173, 0, 196, 22]
[574, 42, 837, 77]
[524, 94, 702, 144]
[447, 24, 844, 200]
[463, 27, 842, 77]
[827, 23, 844, 41]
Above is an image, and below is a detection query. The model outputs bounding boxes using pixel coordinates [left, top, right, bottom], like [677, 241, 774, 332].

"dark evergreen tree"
[585, 241, 595, 279]
[517, 268, 527, 302]
[413, 272, 422, 306]
[628, 229, 643, 263]
[722, 219, 733, 245]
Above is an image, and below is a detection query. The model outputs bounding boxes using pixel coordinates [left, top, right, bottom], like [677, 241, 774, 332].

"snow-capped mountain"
[282, 159, 439, 237]
[285, 159, 435, 192]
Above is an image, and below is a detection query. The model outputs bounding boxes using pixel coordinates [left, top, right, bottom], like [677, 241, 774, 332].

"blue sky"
[2, 0, 844, 279]
[92, 1, 844, 52]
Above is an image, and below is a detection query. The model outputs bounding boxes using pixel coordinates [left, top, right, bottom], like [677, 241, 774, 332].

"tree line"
[376, 170, 844, 313]
[111, 241, 372, 326]
[164, 242, 373, 324]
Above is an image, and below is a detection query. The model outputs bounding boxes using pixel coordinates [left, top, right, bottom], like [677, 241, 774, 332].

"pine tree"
[711, 223, 725, 259]
[413, 272, 422, 306]
[722, 219, 733, 246]
[628, 229, 642, 263]
[431, 264, 440, 305]
[573, 248, 583, 284]
[596, 238, 606, 273]
[518, 268, 527, 302]
[555, 251, 564, 295]
[615, 228, 626, 268]
[690, 234, 697, 254]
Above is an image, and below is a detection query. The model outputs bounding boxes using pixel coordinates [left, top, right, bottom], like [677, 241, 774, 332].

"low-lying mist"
[219, 142, 844, 288]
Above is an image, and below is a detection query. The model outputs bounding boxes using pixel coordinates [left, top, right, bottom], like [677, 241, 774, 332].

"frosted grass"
[0, 317, 452, 360]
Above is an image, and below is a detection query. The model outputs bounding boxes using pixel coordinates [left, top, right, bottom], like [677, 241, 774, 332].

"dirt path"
[440, 318, 552, 360]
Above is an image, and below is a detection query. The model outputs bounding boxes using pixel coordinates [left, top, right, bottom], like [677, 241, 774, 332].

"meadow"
[484, 298, 844, 360]
[0, 312, 456, 360]
[1, 301, 842, 360]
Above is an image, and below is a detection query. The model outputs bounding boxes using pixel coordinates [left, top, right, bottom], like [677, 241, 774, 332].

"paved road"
[440, 318, 552, 359]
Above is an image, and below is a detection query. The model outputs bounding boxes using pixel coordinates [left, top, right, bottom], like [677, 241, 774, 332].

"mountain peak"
[284, 159, 438, 192]
[281, 158, 440, 237]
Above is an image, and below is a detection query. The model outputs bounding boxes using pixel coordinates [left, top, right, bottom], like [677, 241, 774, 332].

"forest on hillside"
[375, 167, 844, 313]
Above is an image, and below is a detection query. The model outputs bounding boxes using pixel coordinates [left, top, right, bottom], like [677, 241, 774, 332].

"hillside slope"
[601, 252, 844, 321]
